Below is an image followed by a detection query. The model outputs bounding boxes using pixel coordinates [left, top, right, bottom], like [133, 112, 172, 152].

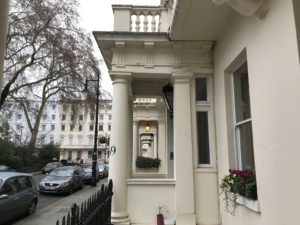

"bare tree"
[1, 0, 101, 148]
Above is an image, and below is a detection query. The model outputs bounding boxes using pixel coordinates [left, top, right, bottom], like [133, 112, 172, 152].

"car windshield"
[83, 168, 92, 173]
[50, 169, 73, 177]
[46, 162, 58, 168]
[98, 165, 106, 170]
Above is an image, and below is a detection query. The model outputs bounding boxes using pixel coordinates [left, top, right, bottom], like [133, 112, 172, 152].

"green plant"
[136, 156, 160, 169]
[99, 136, 108, 144]
[220, 169, 257, 215]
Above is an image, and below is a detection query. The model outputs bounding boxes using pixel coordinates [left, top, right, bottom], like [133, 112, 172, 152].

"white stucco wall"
[127, 180, 175, 225]
[214, 1, 300, 224]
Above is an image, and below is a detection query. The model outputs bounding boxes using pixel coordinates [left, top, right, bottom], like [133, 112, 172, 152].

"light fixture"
[145, 122, 150, 132]
[162, 83, 173, 116]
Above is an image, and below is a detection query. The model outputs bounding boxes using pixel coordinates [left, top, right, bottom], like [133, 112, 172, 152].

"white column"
[109, 72, 131, 225]
[132, 120, 138, 174]
[173, 73, 196, 225]
[158, 120, 167, 174]
[0, 0, 10, 92]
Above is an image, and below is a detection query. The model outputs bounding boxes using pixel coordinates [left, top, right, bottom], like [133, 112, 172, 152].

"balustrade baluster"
[143, 12, 149, 32]
[135, 12, 141, 32]
[151, 13, 156, 32]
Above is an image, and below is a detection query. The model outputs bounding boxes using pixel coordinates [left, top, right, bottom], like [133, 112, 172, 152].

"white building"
[58, 99, 112, 164]
[93, 1, 300, 225]
[0, 99, 59, 145]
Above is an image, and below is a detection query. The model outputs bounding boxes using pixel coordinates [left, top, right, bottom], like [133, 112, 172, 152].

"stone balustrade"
[112, 4, 170, 33]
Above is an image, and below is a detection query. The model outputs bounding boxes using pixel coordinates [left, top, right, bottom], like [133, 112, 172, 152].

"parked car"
[41, 162, 64, 174]
[39, 166, 84, 194]
[0, 172, 38, 224]
[81, 164, 100, 184]
[60, 159, 79, 166]
[0, 165, 15, 172]
[98, 164, 109, 178]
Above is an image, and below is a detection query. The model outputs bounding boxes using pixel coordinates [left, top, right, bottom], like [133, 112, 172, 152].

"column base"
[112, 212, 130, 225]
[176, 213, 196, 225]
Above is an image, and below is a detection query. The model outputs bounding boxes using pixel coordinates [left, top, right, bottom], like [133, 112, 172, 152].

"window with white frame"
[68, 151, 72, 160]
[50, 135, 54, 144]
[232, 62, 255, 170]
[41, 135, 45, 145]
[77, 151, 82, 160]
[78, 136, 82, 145]
[89, 137, 93, 145]
[60, 136, 64, 144]
[89, 124, 94, 131]
[195, 77, 213, 166]
[69, 136, 73, 146]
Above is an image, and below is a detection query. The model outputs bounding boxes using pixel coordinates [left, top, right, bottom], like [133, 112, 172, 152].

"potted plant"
[220, 169, 257, 215]
[136, 156, 160, 169]
[98, 136, 107, 144]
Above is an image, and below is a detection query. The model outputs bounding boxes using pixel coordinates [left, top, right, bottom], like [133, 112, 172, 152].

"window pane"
[233, 62, 251, 122]
[197, 112, 210, 164]
[237, 122, 255, 170]
[196, 78, 207, 101]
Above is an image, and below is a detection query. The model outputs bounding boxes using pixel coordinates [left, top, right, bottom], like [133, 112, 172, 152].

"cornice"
[212, 0, 268, 19]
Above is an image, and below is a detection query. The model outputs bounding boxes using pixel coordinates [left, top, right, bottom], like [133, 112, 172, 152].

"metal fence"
[56, 179, 113, 225]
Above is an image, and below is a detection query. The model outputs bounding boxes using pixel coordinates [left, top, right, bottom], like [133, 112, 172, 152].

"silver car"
[39, 166, 84, 194]
[0, 172, 38, 224]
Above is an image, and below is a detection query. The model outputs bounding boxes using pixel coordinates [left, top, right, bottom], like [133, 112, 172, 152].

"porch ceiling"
[170, 0, 235, 40]
[132, 78, 170, 97]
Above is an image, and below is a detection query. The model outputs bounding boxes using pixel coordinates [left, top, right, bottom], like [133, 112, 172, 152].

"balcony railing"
[112, 3, 171, 33]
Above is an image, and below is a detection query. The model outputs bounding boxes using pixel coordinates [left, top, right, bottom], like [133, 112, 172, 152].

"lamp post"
[85, 73, 100, 187]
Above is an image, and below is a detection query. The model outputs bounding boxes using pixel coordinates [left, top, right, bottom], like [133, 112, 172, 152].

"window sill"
[230, 193, 261, 213]
[238, 196, 260, 212]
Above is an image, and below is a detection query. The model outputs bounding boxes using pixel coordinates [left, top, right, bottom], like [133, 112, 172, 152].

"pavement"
[13, 181, 105, 225]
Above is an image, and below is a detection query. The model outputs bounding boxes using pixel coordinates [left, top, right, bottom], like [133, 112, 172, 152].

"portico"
[94, 26, 215, 224]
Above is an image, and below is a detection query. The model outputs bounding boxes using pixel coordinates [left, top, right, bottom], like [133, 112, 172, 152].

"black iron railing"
[56, 179, 113, 225]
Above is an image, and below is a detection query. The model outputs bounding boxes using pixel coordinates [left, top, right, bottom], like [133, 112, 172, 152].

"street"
[2, 174, 108, 225]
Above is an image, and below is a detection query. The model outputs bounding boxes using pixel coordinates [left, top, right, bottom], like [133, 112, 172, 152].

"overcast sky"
[78, 0, 160, 94]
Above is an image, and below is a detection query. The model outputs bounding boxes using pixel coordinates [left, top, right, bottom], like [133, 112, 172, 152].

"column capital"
[109, 71, 132, 84]
[172, 72, 193, 84]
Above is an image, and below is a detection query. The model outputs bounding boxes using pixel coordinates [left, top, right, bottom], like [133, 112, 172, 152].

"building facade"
[0, 99, 113, 165]
[58, 100, 112, 164]
[0, 99, 59, 145]
[93, 1, 300, 225]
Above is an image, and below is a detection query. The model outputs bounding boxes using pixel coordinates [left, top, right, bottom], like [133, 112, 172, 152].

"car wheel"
[27, 199, 37, 215]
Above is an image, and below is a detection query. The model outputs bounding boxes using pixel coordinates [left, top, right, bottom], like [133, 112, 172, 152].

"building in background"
[0, 98, 112, 165]
[57, 99, 112, 164]
[0, 98, 59, 145]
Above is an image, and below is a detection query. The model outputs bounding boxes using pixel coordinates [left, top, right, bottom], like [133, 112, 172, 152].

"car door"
[16, 176, 35, 212]
[0, 177, 23, 223]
